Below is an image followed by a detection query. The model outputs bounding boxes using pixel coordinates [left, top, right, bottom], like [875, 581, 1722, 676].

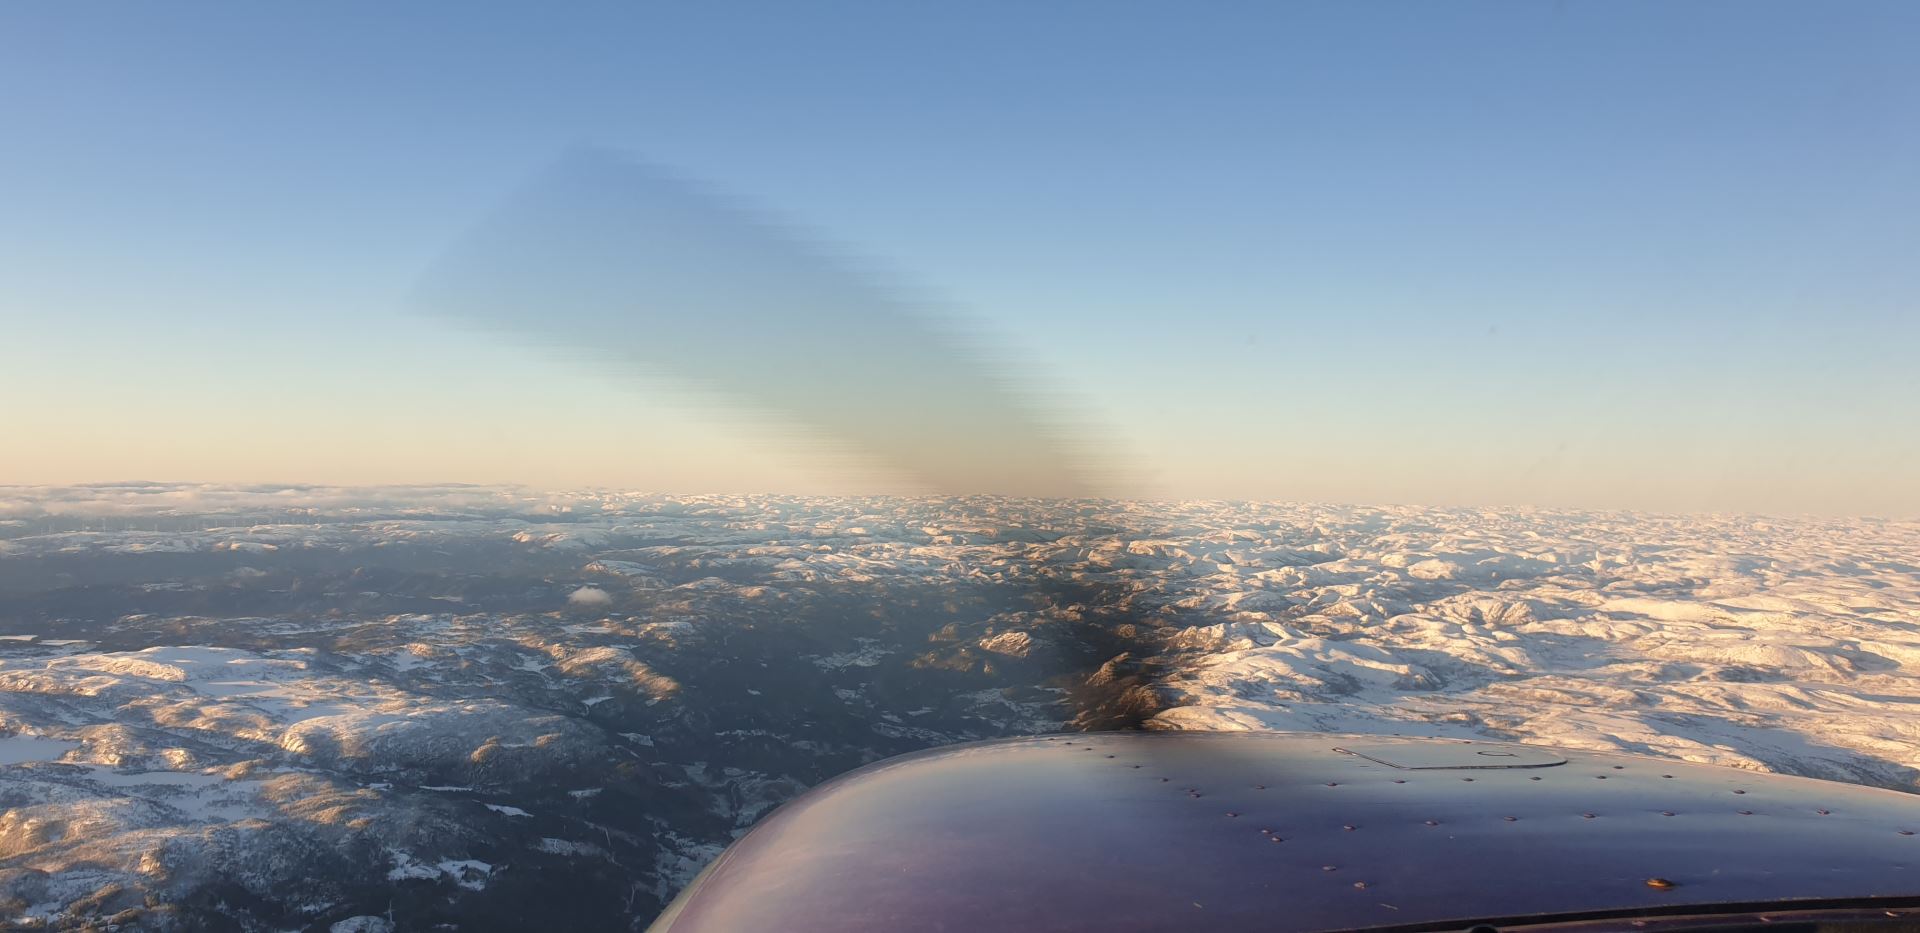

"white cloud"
[567, 586, 613, 608]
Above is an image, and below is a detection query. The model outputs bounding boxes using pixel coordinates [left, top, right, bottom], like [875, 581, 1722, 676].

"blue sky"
[2, 2, 1916, 514]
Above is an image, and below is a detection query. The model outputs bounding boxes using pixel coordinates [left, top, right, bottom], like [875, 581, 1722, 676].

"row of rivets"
[1122, 762, 1874, 833]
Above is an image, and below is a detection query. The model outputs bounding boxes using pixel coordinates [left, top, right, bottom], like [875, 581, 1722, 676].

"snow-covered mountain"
[1, 484, 1916, 929]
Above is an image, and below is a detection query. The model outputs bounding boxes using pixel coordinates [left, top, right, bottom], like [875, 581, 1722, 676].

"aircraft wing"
[651, 732, 1920, 932]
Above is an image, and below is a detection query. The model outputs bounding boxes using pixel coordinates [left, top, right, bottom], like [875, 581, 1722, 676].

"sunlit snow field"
[1, 484, 1916, 927]
[1147, 509, 1920, 787]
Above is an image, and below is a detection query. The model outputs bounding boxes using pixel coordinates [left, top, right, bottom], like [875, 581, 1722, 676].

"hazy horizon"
[3, 480, 1917, 525]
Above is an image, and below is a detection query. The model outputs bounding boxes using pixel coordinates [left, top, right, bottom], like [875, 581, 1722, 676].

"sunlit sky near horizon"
[2, 2, 1916, 516]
